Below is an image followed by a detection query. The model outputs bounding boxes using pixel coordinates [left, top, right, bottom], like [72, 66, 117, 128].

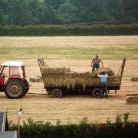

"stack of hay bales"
[41, 67, 92, 90]
[40, 67, 121, 90]
[126, 94, 138, 104]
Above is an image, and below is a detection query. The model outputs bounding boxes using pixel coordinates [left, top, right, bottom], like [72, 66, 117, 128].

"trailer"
[38, 58, 126, 98]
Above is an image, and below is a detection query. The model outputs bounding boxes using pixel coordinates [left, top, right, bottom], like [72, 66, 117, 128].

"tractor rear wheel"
[5, 79, 25, 99]
[20, 79, 29, 98]
[52, 89, 62, 98]
[92, 88, 100, 98]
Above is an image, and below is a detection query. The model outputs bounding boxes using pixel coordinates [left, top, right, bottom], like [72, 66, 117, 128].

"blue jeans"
[100, 82, 108, 98]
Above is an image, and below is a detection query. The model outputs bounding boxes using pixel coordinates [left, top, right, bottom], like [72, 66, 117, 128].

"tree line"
[0, 0, 138, 26]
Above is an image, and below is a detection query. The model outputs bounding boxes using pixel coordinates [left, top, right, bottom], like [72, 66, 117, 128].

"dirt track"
[0, 59, 137, 125]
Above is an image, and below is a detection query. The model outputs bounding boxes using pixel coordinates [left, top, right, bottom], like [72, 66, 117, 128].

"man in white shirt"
[97, 71, 108, 99]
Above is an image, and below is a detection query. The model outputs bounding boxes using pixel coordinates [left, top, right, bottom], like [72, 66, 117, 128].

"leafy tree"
[121, 0, 138, 23]
[0, 0, 137, 25]
[70, 0, 108, 22]
[44, 0, 65, 10]
[58, 1, 78, 24]
[106, 0, 121, 21]
[1, 0, 57, 25]
[0, 7, 6, 25]
[36, 3, 56, 24]
[5, 0, 32, 25]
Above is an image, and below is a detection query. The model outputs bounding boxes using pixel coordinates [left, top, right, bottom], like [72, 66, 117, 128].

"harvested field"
[0, 36, 138, 125]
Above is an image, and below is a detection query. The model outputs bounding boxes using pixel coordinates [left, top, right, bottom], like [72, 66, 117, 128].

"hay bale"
[92, 68, 115, 78]
[41, 67, 70, 75]
[44, 78, 71, 88]
[126, 94, 138, 96]
[107, 75, 121, 85]
[131, 77, 138, 82]
[70, 72, 92, 79]
[126, 96, 138, 104]
[29, 78, 36, 82]
[29, 77, 43, 82]
[80, 72, 92, 79]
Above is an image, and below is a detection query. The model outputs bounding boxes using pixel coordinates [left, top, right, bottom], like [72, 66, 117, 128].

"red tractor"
[0, 61, 29, 99]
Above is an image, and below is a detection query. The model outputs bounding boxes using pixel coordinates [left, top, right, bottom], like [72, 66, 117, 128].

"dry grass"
[0, 36, 138, 60]
[0, 36, 138, 48]
[0, 36, 138, 125]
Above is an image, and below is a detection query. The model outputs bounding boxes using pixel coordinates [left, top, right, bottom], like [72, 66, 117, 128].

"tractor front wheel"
[5, 79, 25, 99]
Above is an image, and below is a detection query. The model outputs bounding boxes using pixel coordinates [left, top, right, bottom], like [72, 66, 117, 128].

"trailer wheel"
[52, 89, 62, 98]
[5, 79, 25, 99]
[92, 88, 100, 98]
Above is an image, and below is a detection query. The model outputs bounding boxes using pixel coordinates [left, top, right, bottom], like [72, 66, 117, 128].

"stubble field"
[0, 36, 138, 125]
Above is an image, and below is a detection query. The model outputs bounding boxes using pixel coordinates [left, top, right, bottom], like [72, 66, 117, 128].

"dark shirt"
[92, 58, 102, 65]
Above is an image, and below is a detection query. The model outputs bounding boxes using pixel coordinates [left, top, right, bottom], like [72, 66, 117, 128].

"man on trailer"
[91, 55, 104, 72]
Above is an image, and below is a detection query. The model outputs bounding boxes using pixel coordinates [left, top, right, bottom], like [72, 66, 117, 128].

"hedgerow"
[9, 113, 138, 138]
[0, 24, 138, 36]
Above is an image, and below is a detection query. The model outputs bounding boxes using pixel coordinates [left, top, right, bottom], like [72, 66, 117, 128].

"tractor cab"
[0, 61, 29, 99]
[0, 61, 26, 80]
